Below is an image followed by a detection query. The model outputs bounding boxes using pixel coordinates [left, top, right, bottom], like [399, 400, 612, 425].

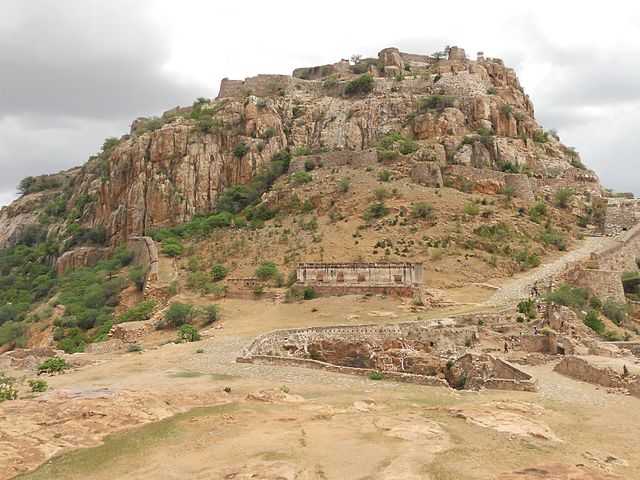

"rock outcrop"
[0, 45, 602, 247]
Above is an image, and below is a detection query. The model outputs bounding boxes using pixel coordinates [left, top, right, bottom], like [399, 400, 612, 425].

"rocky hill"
[0, 45, 601, 249]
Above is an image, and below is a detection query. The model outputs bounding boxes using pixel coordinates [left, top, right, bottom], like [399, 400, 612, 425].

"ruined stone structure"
[604, 198, 640, 236]
[444, 164, 535, 201]
[217, 74, 293, 99]
[410, 161, 444, 188]
[288, 150, 377, 173]
[55, 246, 107, 275]
[238, 314, 536, 392]
[126, 236, 160, 284]
[554, 356, 640, 398]
[295, 262, 423, 296]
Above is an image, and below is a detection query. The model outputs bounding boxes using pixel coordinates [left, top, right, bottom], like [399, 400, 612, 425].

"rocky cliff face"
[0, 45, 600, 248]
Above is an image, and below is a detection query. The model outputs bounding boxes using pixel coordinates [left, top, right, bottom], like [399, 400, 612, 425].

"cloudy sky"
[1, 1, 639, 206]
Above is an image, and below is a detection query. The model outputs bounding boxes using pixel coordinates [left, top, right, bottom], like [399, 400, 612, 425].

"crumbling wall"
[605, 198, 640, 236]
[554, 356, 640, 397]
[217, 74, 292, 99]
[126, 236, 159, 283]
[410, 162, 444, 188]
[562, 267, 625, 303]
[55, 247, 107, 275]
[288, 150, 377, 173]
[241, 320, 477, 360]
[444, 165, 534, 201]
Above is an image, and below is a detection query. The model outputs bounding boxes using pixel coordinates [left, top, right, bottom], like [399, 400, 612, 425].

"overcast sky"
[1, 1, 639, 206]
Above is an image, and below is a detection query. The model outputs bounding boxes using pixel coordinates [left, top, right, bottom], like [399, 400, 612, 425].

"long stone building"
[295, 262, 423, 296]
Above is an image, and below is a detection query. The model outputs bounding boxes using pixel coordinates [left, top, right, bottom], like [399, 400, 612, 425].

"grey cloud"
[0, 0, 208, 204]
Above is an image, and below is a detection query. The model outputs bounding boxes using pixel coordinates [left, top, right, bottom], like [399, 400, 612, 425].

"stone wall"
[292, 60, 351, 80]
[562, 267, 626, 303]
[241, 320, 477, 360]
[554, 356, 640, 397]
[296, 262, 423, 288]
[126, 236, 159, 284]
[288, 150, 378, 173]
[605, 198, 640, 236]
[238, 354, 449, 387]
[410, 162, 444, 188]
[217, 74, 292, 99]
[55, 247, 107, 275]
[444, 165, 535, 201]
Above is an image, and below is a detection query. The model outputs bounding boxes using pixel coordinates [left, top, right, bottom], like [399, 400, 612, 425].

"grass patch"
[18, 404, 238, 480]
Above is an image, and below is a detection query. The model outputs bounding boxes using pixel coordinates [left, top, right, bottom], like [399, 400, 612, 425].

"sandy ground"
[0, 293, 635, 480]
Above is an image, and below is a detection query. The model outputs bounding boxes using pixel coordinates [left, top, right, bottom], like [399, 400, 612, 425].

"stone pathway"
[485, 236, 617, 307]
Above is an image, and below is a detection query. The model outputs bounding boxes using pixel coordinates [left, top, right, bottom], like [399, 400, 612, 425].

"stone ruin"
[238, 315, 537, 392]
[295, 262, 423, 297]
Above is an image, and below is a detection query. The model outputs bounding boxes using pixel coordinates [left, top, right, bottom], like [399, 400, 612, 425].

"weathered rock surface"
[0, 46, 601, 247]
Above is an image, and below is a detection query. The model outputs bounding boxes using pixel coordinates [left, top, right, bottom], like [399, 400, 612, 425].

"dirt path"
[485, 236, 616, 307]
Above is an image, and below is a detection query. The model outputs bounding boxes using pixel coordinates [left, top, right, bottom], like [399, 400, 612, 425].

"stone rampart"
[238, 355, 449, 387]
[288, 150, 377, 173]
[240, 320, 477, 360]
[55, 247, 108, 275]
[217, 74, 292, 99]
[605, 198, 640, 236]
[410, 162, 444, 188]
[554, 356, 640, 397]
[126, 236, 159, 284]
[562, 267, 625, 303]
[444, 165, 534, 201]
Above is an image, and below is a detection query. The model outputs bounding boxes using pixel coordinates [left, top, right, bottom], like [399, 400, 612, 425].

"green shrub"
[344, 74, 374, 96]
[378, 170, 392, 182]
[528, 201, 547, 223]
[302, 287, 317, 300]
[464, 202, 480, 216]
[128, 266, 146, 291]
[164, 303, 195, 328]
[256, 261, 279, 281]
[418, 95, 456, 113]
[373, 187, 389, 201]
[602, 299, 628, 326]
[584, 310, 605, 334]
[161, 240, 184, 257]
[540, 227, 567, 251]
[262, 127, 276, 139]
[546, 284, 589, 308]
[29, 378, 48, 393]
[290, 171, 312, 185]
[201, 304, 220, 324]
[589, 296, 603, 310]
[337, 177, 350, 193]
[513, 249, 541, 270]
[411, 202, 434, 220]
[233, 142, 249, 159]
[554, 187, 575, 209]
[0, 373, 18, 402]
[127, 344, 143, 353]
[211, 264, 229, 281]
[177, 324, 201, 342]
[398, 139, 418, 155]
[304, 158, 316, 171]
[293, 145, 312, 157]
[517, 298, 537, 319]
[117, 300, 156, 323]
[533, 130, 548, 143]
[500, 104, 513, 116]
[38, 357, 69, 375]
[368, 371, 384, 380]
[363, 202, 389, 221]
